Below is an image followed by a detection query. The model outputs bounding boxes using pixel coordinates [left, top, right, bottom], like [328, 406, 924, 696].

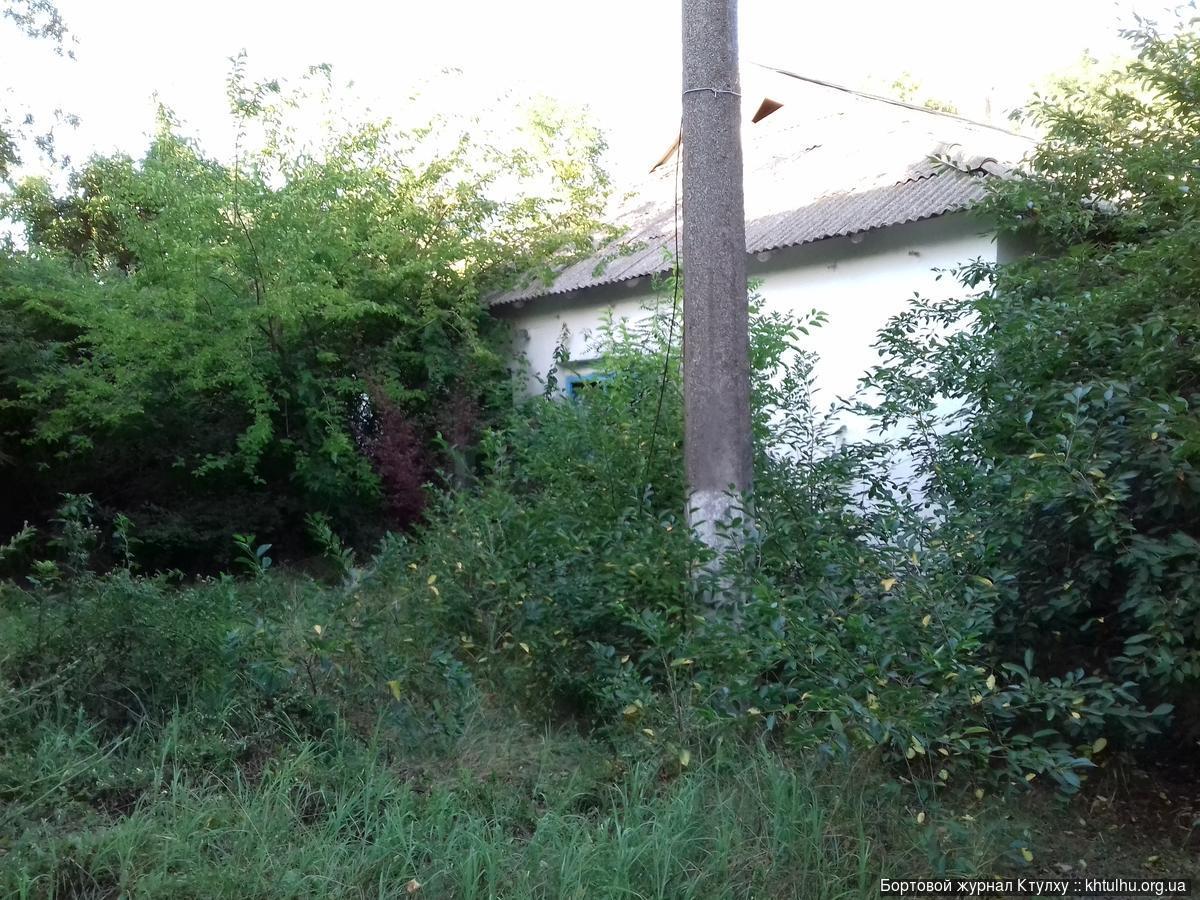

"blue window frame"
[564, 373, 613, 400]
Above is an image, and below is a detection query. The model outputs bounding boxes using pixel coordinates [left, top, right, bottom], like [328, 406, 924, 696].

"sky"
[0, 0, 1185, 183]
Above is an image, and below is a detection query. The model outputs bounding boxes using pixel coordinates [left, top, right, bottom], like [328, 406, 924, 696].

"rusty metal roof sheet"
[491, 76, 1032, 307]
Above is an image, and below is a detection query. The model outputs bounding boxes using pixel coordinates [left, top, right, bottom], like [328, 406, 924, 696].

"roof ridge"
[749, 62, 1028, 138]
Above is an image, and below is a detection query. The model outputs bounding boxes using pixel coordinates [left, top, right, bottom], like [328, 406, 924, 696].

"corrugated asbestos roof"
[491, 73, 1032, 307]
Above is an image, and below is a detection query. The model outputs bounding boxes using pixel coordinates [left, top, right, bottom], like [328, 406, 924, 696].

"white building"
[492, 70, 1031, 442]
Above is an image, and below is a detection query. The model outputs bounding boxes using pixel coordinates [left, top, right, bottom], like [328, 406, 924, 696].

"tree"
[885, 72, 960, 115]
[0, 64, 610, 566]
[1, 0, 75, 181]
[865, 14, 1200, 747]
[2, 0, 71, 52]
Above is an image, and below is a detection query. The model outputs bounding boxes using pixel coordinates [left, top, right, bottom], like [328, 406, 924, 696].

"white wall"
[495, 212, 1000, 438]
[496, 276, 666, 397]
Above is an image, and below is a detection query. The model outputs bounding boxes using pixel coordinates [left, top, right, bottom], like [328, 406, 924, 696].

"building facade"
[492, 71, 1032, 440]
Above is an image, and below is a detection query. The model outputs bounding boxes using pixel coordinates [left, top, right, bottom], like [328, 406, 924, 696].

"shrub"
[3, 572, 240, 727]
[382, 295, 1149, 793]
[860, 17, 1198, 754]
[364, 396, 430, 529]
[0, 66, 612, 568]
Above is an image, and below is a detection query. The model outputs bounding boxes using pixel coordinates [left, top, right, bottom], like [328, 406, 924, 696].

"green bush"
[861, 18, 1198, 753]
[0, 63, 611, 568]
[377, 292, 1146, 793]
[4, 14, 1195, 822]
[4, 572, 240, 726]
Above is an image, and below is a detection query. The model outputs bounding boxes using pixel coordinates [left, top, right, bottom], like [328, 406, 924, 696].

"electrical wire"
[749, 62, 1016, 134]
[640, 118, 683, 504]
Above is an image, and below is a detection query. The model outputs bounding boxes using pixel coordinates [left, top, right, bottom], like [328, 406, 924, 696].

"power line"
[749, 62, 1021, 135]
[641, 119, 683, 504]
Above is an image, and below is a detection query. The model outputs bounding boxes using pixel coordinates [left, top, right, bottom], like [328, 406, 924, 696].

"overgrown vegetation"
[3, 10, 1200, 898]
[863, 15, 1200, 761]
[0, 540, 1015, 898]
[1, 62, 610, 568]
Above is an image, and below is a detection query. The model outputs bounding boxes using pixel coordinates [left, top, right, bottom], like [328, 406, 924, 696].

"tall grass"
[1, 698, 1005, 899]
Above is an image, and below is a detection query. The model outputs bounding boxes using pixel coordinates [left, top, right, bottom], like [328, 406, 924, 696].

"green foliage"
[111, 512, 138, 571]
[0, 521, 36, 569]
[305, 511, 358, 583]
[232, 532, 273, 578]
[0, 62, 611, 566]
[862, 17, 1200, 751]
[0, 542, 474, 742]
[2, 0, 72, 54]
[885, 72, 960, 115]
[4, 13, 1197, 881]
[396, 301, 693, 711]
[0, 1, 77, 184]
[48, 492, 98, 578]
[0, 528, 1021, 897]
[6, 14, 1198, 894]
[0, 276, 1182, 892]
[5, 571, 238, 727]
[377, 294, 1139, 793]
[0, 704, 1005, 899]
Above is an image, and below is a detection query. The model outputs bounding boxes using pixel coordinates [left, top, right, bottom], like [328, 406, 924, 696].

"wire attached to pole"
[682, 87, 742, 98]
[641, 118, 684, 504]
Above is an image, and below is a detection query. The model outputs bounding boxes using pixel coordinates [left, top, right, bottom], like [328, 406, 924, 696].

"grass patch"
[1, 697, 1011, 899]
[2, 570, 1193, 898]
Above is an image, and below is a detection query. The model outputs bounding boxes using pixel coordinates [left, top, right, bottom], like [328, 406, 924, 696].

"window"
[564, 373, 613, 400]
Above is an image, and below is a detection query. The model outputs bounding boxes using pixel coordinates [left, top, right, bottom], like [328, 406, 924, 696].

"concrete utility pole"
[681, 0, 753, 575]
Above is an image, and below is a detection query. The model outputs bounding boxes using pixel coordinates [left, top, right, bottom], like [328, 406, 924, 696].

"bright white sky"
[1, 0, 1180, 183]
